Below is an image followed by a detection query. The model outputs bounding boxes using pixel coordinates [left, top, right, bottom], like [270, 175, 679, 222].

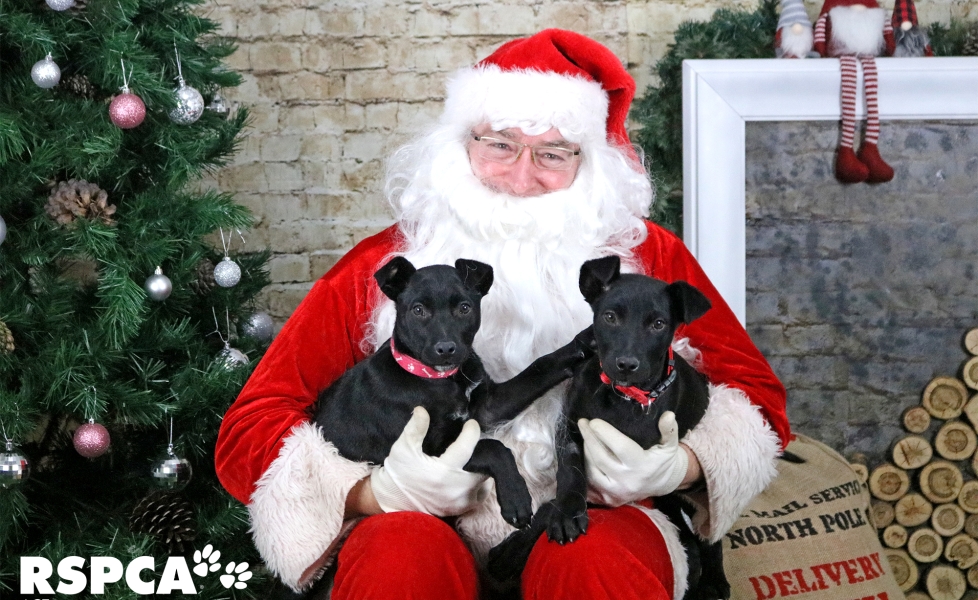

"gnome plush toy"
[893, 0, 934, 56]
[814, 0, 896, 183]
[776, 0, 815, 58]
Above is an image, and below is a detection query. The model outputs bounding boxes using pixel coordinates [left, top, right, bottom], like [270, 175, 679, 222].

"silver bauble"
[240, 312, 274, 343]
[144, 266, 173, 301]
[213, 257, 241, 288]
[0, 215, 6, 245]
[45, 0, 75, 10]
[217, 346, 249, 370]
[168, 79, 204, 125]
[31, 54, 61, 89]
[0, 441, 30, 488]
[206, 92, 229, 115]
[152, 451, 193, 491]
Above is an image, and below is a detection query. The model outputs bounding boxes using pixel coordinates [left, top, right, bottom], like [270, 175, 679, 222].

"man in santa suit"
[215, 29, 790, 600]
[813, 0, 896, 183]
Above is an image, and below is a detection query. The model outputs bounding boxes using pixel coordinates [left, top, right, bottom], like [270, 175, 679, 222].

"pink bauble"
[109, 92, 146, 129]
[73, 422, 111, 458]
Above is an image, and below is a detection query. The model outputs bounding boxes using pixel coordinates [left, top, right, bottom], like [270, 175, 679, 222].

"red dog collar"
[390, 339, 459, 379]
[600, 347, 676, 408]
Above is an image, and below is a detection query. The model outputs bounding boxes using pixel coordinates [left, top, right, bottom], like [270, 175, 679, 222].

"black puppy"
[487, 255, 729, 600]
[314, 256, 591, 528]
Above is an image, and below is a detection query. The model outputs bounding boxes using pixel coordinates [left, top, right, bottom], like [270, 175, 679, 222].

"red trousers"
[331, 506, 674, 600]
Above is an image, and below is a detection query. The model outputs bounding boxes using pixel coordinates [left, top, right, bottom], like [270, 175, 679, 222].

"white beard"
[369, 128, 653, 553]
[777, 25, 814, 58]
[828, 6, 886, 56]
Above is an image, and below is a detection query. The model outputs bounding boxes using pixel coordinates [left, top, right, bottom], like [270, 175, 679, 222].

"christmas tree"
[0, 0, 272, 596]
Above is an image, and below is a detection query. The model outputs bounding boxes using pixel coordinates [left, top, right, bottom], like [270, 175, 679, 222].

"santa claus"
[215, 29, 789, 600]
[813, 0, 896, 183]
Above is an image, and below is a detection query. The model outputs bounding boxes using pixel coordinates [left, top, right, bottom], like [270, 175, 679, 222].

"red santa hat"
[441, 29, 638, 160]
[891, 0, 919, 28]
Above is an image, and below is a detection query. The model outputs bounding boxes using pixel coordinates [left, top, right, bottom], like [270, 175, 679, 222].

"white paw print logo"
[220, 561, 253, 589]
[192, 544, 222, 577]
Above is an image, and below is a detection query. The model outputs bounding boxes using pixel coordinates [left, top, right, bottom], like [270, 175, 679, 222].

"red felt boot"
[835, 145, 869, 183]
[857, 142, 894, 183]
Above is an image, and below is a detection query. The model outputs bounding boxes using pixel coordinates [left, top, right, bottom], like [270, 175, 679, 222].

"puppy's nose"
[434, 342, 456, 356]
[616, 357, 640, 373]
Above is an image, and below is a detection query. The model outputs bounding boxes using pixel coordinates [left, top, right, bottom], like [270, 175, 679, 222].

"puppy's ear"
[374, 256, 417, 301]
[455, 259, 493, 296]
[666, 280, 712, 324]
[579, 256, 621, 304]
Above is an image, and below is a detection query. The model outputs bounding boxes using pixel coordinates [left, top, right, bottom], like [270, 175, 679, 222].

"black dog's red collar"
[600, 347, 676, 408]
[390, 339, 459, 379]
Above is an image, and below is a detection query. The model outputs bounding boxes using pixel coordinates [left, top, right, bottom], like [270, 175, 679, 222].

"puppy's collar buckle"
[600, 348, 676, 408]
[390, 338, 459, 379]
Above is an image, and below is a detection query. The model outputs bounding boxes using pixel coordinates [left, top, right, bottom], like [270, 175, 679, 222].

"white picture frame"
[682, 57, 978, 325]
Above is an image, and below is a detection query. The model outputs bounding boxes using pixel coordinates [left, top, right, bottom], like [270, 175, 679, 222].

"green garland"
[630, 0, 978, 234]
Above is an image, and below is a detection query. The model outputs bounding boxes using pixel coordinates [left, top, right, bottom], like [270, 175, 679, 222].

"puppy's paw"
[546, 497, 588, 544]
[496, 481, 533, 529]
[573, 325, 596, 356]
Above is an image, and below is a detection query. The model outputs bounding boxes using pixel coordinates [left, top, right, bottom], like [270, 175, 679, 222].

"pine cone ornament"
[190, 259, 216, 295]
[45, 179, 116, 226]
[62, 74, 96, 99]
[963, 23, 978, 56]
[130, 491, 197, 554]
[0, 321, 14, 354]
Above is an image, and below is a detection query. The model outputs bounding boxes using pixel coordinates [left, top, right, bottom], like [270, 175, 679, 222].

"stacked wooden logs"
[866, 328, 978, 600]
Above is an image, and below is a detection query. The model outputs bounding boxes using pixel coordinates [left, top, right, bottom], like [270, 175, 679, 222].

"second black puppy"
[314, 256, 591, 528]
[488, 255, 728, 600]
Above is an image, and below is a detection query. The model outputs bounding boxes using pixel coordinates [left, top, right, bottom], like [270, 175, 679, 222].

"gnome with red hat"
[814, 0, 896, 183]
[215, 29, 788, 599]
[893, 0, 934, 56]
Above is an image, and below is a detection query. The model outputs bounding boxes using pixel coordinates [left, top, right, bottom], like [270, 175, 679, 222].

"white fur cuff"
[681, 385, 781, 542]
[248, 421, 371, 591]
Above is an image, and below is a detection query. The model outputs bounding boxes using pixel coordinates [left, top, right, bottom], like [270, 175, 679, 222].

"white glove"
[578, 411, 689, 507]
[370, 406, 491, 516]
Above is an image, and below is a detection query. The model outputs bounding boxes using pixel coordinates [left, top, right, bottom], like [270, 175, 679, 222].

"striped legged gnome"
[893, 0, 934, 56]
[776, 0, 815, 58]
[814, 0, 896, 183]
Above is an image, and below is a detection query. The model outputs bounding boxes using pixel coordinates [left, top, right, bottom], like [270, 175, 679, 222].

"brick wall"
[200, 0, 975, 324]
[745, 120, 978, 463]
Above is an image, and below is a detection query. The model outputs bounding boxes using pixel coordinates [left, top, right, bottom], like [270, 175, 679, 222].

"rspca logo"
[19, 544, 252, 596]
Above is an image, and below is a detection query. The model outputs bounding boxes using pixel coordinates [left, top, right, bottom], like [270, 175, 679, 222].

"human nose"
[506, 146, 539, 196]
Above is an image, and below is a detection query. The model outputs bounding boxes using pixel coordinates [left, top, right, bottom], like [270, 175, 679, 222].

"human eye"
[534, 147, 572, 169]
[488, 139, 516, 152]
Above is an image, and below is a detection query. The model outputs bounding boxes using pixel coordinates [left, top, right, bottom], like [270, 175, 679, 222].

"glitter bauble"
[0, 441, 30, 488]
[206, 92, 229, 115]
[213, 257, 241, 288]
[0, 215, 6, 245]
[240, 312, 274, 343]
[109, 90, 146, 129]
[73, 422, 111, 458]
[45, 0, 75, 10]
[217, 346, 249, 370]
[144, 266, 173, 301]
[152, 452, 193, 491]
[168, 80, 204, 125]
[31, 55, 61, 89]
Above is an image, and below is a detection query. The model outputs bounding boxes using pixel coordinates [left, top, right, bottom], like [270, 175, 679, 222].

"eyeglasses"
[470, 134, 581, 171]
